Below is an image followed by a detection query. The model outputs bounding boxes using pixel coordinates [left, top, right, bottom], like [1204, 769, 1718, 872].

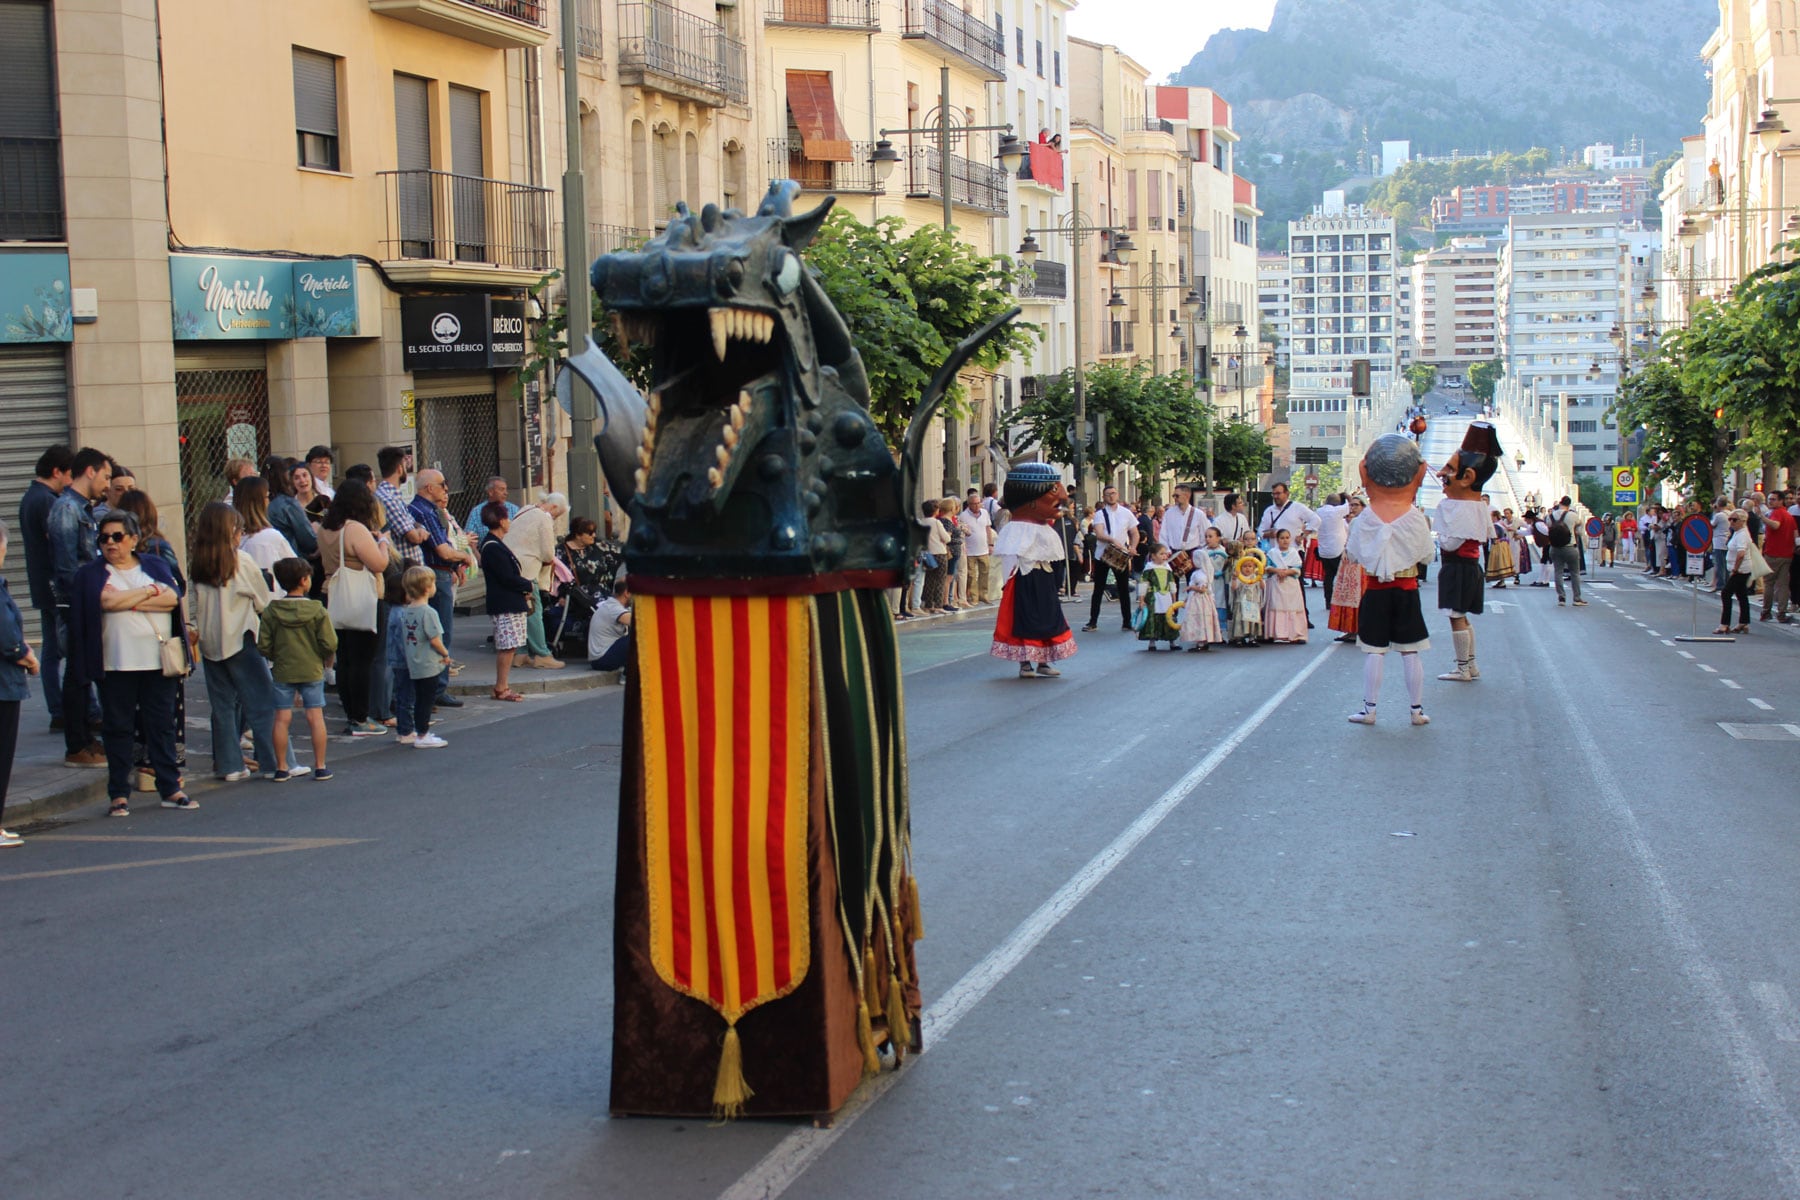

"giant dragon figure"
[561, 180, 1018, 1119]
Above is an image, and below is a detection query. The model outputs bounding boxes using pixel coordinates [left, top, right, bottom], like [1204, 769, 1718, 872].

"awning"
[786, 71, 852, 163]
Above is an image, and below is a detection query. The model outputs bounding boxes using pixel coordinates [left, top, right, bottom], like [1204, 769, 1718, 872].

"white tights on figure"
[1350, 651, 1428, 725]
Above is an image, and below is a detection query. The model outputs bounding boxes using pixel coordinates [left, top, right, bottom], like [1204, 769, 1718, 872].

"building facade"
[1409, 236, 1501, 382]
[1257, 251, 1290, 366]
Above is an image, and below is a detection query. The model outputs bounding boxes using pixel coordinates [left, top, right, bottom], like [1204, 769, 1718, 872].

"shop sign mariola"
[169, 254, 359, 340]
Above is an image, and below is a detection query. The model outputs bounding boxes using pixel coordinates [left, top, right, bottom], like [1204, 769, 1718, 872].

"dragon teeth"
[722, 425, 739, 449]
[634, 467, 647, 491]
[637, 446, 652, 469]
[709, 309, 728, 361]
[707, 467, 723, 489]
[730, 407, 746, 432]
[715, 444, 731, 468]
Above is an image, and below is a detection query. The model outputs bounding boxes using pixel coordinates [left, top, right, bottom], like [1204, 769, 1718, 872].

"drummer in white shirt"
[1156, 483, 1211, 560]
[1258, 482, 1323, 625]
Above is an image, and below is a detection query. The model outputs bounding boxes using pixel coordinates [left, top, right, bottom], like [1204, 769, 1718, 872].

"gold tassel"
[863, 947, 883, 1017]
[712, 1024, 754, 1119]
[857, 1001, 881, 1074]
[886, 976, 910, 1054]
[907, 876, 924, 941]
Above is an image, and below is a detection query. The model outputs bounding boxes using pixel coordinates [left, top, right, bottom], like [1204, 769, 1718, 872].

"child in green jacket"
[258, 558, 339, 782]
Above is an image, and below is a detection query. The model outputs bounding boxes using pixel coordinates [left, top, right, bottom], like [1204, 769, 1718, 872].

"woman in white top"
[235, 475, 293, 578]
[1717, 508, 1754, 634]
[190, 501, 291, 782]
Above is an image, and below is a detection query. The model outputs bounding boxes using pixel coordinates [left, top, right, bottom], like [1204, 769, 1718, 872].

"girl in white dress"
[1179, 544, 1225, 651]
[1262, 528, 1308, 643]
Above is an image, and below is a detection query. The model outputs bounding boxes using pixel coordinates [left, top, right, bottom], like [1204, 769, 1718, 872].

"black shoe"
[49, 716, 63, 731]
[433, 693, 465, 708]
[1080, 624, 1098, 632]
[1121, 623, 1133, 631]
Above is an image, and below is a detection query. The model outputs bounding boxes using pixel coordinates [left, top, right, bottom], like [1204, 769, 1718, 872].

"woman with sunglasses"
[1716, 508, 1755, 635]
[68, 511, 193, 817]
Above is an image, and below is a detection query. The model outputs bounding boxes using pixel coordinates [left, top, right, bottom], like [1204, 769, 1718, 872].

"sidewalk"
[3, 593, 1002, 829]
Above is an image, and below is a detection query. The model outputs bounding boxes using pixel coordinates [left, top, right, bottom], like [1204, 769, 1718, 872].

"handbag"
[156, 602, 190, 678]
[326, 521, 379, 632]
[920, 551, 940, 570]
[1745, 541, 1773, 580]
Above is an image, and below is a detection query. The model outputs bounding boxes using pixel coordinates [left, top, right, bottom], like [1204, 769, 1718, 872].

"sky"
[1066, 0, 1279, 85]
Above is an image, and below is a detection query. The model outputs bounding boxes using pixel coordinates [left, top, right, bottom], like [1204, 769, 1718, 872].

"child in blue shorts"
[258, 557, 338, 782]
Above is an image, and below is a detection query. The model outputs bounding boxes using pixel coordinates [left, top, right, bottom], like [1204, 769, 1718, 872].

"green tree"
[1467, 358, 1503, 404]
[803, 212, 1039, 446]
[1612, 355, 1722, 501]
[1404, 362, 1438, 400]
[1013, 362, 1209, 488]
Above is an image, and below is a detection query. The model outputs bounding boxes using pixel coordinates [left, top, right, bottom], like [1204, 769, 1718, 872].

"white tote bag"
[326, 521, 379, 632]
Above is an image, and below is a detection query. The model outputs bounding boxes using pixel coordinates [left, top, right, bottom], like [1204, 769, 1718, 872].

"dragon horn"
[901, 306, 1021, 544]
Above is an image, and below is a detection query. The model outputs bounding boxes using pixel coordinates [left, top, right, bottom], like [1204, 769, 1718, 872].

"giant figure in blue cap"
[989, 462, 1078, 677]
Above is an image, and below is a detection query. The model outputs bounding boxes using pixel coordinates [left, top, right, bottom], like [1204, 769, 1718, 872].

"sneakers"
[1034, 663, 1061, 678]
[0, 829, 20, 847]
[287, 764, 312, 779]
[313, 767, 335, 781]
[1018, 664, 1036, 679]
[269, 770, 293, 783]
[1572, 599, 1588, 607]
[1079, 624, 1098, 632]
[432, 693, 465, 708]
[217, 769, 254, 783]
[413, 734, 448, 749]
[1411, 707, 1432, 726]
[347, 721, 387, 737]
[160, 795, 200, 811]
[397, 733, 419, 745]
[63, 746, 106, 769]
[531, 656, 566, 669]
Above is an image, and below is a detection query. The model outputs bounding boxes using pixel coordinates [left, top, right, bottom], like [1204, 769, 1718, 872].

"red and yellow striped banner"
[637, 595, 812, 1022]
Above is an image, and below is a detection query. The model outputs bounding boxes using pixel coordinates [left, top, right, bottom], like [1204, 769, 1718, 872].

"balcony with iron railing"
[767, 0, 879, 30]
[379, 169, 555, 285]
[768, 139, 887, 195]
[1102, 324, 1135, 356]
[368, 0, 549, 49]
[902, 0, 1005, 79]
[0, 136, 62, 241]
[1124, 116, 1177, 137]
[618, 2, 747, 107]
[1020, 259, 1066, 300]
[903, 146, 1008, 215]
[569, 0, 603, 57]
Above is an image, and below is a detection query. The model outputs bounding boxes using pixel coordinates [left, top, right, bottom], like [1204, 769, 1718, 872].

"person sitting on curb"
[587, 580, 632, 678]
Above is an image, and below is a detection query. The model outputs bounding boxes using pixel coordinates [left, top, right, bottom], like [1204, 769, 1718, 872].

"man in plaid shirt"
[376, 446, 428, 568]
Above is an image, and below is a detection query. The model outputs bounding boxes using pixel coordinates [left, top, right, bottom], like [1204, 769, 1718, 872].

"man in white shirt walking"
[958, 493, 995, 605]
[1157, 483, 1210, 560]
[1082, 485, 1138, 631]
[1314, 491, 1353, 601]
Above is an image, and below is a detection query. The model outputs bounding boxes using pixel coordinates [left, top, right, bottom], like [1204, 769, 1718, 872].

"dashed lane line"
[1752, 699, 1776, 711]
[1722, 680, 1743, 689]
[1698, 664, 1719, 674]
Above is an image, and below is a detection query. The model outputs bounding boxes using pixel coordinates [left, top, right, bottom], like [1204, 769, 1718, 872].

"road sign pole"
[1674, 511, 1734, 642]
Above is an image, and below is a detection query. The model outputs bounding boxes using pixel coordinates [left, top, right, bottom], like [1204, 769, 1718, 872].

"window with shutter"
[293, 48, 340, 171]
[0, 0, 62, 240]
[394, 74, 434, 257]
[449, 86, 488, 261]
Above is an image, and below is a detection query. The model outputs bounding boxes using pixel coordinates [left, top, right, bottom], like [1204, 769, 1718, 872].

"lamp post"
[869, 66, 1026, 497]
[1017, 181, 1133, 505]
[560, 0, 601, 521]
[1104, 249, 1200, 503]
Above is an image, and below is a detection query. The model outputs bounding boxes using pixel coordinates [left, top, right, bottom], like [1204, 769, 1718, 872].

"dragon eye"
[774, 249, 802, 295]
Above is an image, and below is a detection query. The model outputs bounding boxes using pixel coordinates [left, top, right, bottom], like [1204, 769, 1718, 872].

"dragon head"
[585, 180, 903, 582]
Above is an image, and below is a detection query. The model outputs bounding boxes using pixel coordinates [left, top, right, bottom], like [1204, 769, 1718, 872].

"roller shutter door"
[0, 346, 71, 638]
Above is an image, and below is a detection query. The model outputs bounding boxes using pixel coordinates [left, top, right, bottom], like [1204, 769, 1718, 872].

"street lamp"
[1106, 248, 1198, 371]
[1017, 180, 1129, 504]
[868, 65, 1025, 495]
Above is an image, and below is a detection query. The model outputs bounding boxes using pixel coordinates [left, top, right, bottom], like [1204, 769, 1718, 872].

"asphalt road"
[7, 554, 1800, 1198]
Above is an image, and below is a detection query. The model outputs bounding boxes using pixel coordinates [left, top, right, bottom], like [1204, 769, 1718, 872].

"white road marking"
[1521, 620, 1800, 1195]
[1753, 983, 1800, 1043]
[1751, 698, 1776, 711]
[1663, 639, 1676, 647]
[717, 644, 1342, 1200]
[1092, 732, 1148, 771]
[1678, 650, 1696, 659]
[1722, 680, 1743, 690]
[1698, 664, 1718, 674]
[1645, 630, 1659, 637]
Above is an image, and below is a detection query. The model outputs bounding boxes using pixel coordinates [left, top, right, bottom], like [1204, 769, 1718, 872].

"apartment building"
[1395, 269, 1415, 371]
[1257, 251, 1290, 366]
[1497, 214, 1634, 476]
[1408, 237, 1501, 382]
[0, 0, 563, 558]
[1431, 175, 1649, 234]
[1286, 207, 1398, 393]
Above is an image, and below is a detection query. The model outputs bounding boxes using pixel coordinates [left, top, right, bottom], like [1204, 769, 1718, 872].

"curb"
[446, 667, 621, 696]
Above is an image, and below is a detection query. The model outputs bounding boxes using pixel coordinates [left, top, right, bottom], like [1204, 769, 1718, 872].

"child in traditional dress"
[1202, 526, 1230, 636]
[1135, 543, 1180, 649]
[1485, 508, 1517, 586]
[1226, 540, 1265, 645]
[1262, 527, 1308, 643]
[1180, 541, 1225, 651]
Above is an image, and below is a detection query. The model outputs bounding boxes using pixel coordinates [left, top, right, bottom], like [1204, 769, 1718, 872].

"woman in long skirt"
[1485, 510, 1517, 587]
[1262, 529, 1308, 643]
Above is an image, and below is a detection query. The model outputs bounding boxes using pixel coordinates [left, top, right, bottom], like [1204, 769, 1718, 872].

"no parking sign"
[1680, 514, 1713, 575]
[1585, 516, 1603, 540]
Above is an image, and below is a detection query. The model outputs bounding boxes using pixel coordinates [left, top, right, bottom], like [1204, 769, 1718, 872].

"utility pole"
[939, 67, 959, 498]
[561, 2, 602, 520]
